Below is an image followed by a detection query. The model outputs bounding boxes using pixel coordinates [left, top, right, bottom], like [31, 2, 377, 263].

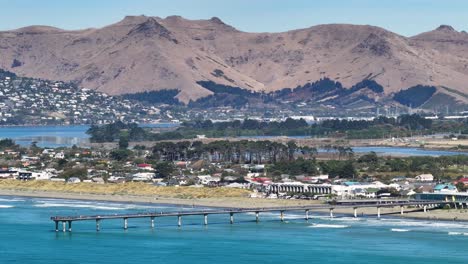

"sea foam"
[310, 224, 349, 228]
[391, 228, 410, 232]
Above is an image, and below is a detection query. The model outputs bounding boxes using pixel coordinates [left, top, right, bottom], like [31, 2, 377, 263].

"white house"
[67, 177, 81, 183]
[54, 152, 65, 159]
[132, 172, 155, 181]
[415, 174, 434, 182]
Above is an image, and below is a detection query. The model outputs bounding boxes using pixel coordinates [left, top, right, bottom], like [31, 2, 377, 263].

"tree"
[110, 149, 132, 161]
[456, 182, 467, 192]
[0, 138, 16, 149]
[155, 162, 175, 178]
[119, 136, 129, 149]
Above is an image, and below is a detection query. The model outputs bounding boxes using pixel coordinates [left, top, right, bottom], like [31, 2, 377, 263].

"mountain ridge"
[0, 16, 467, 106]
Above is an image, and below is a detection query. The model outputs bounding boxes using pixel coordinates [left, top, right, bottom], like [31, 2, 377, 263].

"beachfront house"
[67, 177, 81, 183]
[433, 183, 458, 193]
[415, 174, 434, 182]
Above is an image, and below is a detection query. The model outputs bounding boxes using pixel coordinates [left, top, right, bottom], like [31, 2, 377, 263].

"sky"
[1, 0, 467, 36]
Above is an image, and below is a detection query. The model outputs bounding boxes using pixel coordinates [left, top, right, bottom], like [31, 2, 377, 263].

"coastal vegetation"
[0, 180, 250, 199]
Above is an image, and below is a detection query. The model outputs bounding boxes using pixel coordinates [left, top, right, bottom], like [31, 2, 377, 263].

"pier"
[50, 200, 450, 232]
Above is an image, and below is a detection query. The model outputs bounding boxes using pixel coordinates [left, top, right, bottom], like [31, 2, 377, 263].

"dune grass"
[0, 180, 250, 199]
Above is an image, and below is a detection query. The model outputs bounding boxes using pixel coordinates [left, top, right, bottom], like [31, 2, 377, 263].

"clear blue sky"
[1, 0, 467, 36]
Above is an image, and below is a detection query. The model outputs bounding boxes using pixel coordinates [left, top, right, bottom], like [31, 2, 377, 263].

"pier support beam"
[329, 208, 334, 218]
[151, 217, 155, 228]
[353, 208, 357, 218]
[423, 205, 427, 213]
[62, 221, 66, 232]
[305, 210, 309, 221]
[68, 221, 72, 232]
[280, 211, 284, 222]
[178, 215, 182, 227]
[230, 213, 234, 224]
[124, 218, 128, 230]
[96, 219, 101, 232]
[377, 207, 381, 219]
[400, 206, 404, 215]
[204, 214, 208, 225]
[55, 221, 58, 232]
[255, 212, 259, 223]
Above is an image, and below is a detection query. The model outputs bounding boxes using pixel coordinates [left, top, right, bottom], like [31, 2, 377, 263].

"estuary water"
[0, 125, 467, 157]
[0, 196, 467, 263]
[0, 123, 178, 148]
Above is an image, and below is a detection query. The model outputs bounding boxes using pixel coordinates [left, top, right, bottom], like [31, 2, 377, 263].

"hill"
[1, 16, 468, 108]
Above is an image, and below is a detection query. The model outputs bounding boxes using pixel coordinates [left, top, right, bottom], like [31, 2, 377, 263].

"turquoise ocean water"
[0, 196, 467, 263]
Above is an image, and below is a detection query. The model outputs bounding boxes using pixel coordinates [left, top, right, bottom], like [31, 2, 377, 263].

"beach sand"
[0, 189, 320, 208]
[1, 188, 468, 221]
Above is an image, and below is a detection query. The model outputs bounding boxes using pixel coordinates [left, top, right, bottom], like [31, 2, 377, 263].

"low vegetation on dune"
[0, 180, 250, 199]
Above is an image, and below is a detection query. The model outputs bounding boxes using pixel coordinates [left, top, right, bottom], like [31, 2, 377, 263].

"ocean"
[0, 196, 467, 263]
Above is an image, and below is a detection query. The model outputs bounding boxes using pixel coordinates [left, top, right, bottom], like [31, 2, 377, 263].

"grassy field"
[0, 180, 251, 199]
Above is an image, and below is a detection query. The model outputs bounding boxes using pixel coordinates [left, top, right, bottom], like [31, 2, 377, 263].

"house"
[136, 163, 154, 171]
[415, 174, 434, 182]
[132, 172, 155, 181]
[433, 183, 457, 193]
[0, 170, 18, 179]
[108, 176, 126, 183]
[67, 177, 81, 183]
[91, 177, 105, 184]
[197, 175, 221, 185]
[455, 177, 468, 186]
[54, 152, 65, 159]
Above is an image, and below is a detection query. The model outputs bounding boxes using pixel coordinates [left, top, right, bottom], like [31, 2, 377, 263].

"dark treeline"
[320, 114, 432, 131]
[393, 85, 437, 107]
[122, 89, 181, 105]
[87, 114, 439, 143]
[151, 140, 317, 164]
[184, 118, 308, 130]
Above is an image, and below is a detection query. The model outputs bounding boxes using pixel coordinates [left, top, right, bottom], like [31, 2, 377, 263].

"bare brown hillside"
[1, 16, 467, 104]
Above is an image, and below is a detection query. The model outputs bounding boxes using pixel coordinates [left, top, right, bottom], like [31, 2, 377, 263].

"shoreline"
[1, 189, 468, 222]
[0, 189, 320, 209]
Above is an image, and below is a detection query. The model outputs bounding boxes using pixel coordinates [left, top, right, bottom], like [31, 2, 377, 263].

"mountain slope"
[1, 16, 468, 105]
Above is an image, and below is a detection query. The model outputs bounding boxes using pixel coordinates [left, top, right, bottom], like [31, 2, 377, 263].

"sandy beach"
[0, 189, 320, 208]
[1, 188, 468, 221]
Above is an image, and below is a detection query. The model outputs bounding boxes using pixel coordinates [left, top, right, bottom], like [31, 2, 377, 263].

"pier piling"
[280, 211, 284, 222]
[62, 221, 66, 232]
[377, 207, 381, 219]
[96, 219, 100, 232]
[177, 215, 181, 227]
[400, 206, 404, 215]
[329, 208, 334, 218]
[305, 209, 309, 221]
[124, 218, 128, 230]
[354, 208, 357, 218]
[55, 221, 58, 232]
[204, 214, 208, 225]
[151, 217, 155, 228]
[230, 213, 234, 224]
[68, 221, 72, 232]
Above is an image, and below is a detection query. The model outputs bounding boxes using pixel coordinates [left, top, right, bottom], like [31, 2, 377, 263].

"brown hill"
[0, 16, 467, 104]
